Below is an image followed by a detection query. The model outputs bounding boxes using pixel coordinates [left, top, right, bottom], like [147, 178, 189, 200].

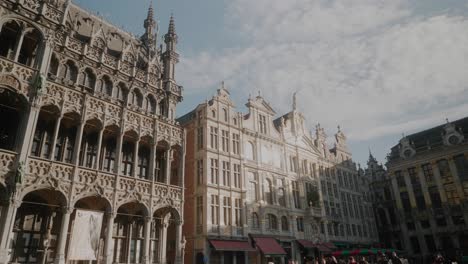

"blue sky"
[75, 0, 468, 167]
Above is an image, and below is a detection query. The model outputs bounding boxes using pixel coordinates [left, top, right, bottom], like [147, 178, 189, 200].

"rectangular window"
[425, 235, 436, 252]
[408, 167, 419, 186]
[421, 163, 434, 183]
[296, 217, 304, 232]
[196, 196, 203, 227]
[221, 130, 229, 152]
[437, 159, 451, 178]
[338, 170, 343, 186]
[211, 195, 219, 225]
[222, 161, 231, 186]
[234, 198, 242, 227]
[292, 181, 301, 209]
[321, 180, 327, 196]
[197, 159, 203, 185]
[410, 236, 421, 254]
[312, 163, 317, 178]
[400, 192, 411, 212]
[232, 133, 240, 154]
[259, 114, 267, 134]
[223, 197, 232, 225]
[327, 182, 332, 197]
[248, 173, 258, 201]
[302, 160, 308, 174]
[395, 171, 406, 187]
[197, 127, 204, 149]
[233, 164, 241, 188]
[429, 186, 442, 208]
[210, 126, 218, 149]
[210, 158, 219, 184]
[333, 184, 338, 197]
[454, 154, 468, 181]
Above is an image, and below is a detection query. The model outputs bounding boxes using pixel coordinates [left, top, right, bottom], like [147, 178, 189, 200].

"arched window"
[251, 212, 259, 229]
[264, 178, 273, 205]
[80, 68, 96, 90]
[211, 110, 216, 118]
[0, 20, 21, 60]
[233, 118, 237, 126]
[98, 75, 113, 96]
[138, 146, 150, 179]
[222, 108, 228, 122]
[245, 141, 255, 160]
[116, 82, 128, 102]
[0, 20, 43, 67]
[145, 95, 156, 114]
[121, 141, 134, 176]
[278, 188, 286, 207]
[281, 216, 289, 231]
[48, 54, 59, 77]
[18, 28, 42, 67]
[130, 89, 143, 107]
[159, 99, 167, 117]
[62, 60, 78, 83]
[267, 214, 277, 230]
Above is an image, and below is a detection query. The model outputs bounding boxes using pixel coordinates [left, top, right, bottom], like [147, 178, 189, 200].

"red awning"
[296, 239, 316, 249]
[209, 239, 256, 252]
[321, 242, 337, 250]
[253, 237, 287, 255]
[317, 244, 332, 253]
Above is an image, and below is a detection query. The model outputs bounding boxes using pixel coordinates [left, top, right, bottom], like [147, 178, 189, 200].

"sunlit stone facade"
[179, 88, 378, 264]
[0, 1, 185, 263]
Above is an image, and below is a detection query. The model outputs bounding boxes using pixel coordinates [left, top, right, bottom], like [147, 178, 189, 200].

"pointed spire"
[142, 1, 157, 49]
[292, 91, 297, 111]
[147, 1, 154, 20]
[168, 13, 176, 35]
[164, 13, 178, 48]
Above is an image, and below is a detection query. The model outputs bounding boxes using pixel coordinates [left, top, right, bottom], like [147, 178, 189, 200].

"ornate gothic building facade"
[0, 0, 185, 263]
[179, 88, 378, 264]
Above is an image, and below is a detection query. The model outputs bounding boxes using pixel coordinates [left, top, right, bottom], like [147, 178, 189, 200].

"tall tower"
[163, 14, 179, 81]
[162, 15, 181, 120]
[141, 2, 157, 51]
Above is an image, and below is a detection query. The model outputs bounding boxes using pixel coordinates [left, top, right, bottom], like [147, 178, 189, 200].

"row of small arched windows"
[251, 212, 289, 231]
[48, 55, 166, 115]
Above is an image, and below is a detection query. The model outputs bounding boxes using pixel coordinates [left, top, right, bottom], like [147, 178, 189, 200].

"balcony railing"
[22, 156, 183, 203]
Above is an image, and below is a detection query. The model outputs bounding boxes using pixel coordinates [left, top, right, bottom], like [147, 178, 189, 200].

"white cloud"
[179, 0, 468, 144]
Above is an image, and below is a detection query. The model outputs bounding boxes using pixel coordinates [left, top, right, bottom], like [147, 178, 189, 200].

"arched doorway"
[113, 202, 148, 264]
[0, 184, 9, 239]
[153, 207, 181, 264]
[10, 189, 67, 264]
[0, 87, 27, 152]
[69, 196, 112, 264]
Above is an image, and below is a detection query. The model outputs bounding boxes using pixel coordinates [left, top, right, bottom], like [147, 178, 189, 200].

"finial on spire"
[337, 125, 341, 132]
[292, 91, 297, 111]
[147, 1, 154, 20]
[221, 80, 225, 89]
[168, 13, 176, 35]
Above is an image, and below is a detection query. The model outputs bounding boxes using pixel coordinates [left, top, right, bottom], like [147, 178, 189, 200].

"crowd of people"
[300, 252, 462, 264]
[303, 252, 409, 264]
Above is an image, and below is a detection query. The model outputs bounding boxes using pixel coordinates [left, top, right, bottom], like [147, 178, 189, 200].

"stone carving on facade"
[399, 136, 416, 159]
[442, 119, 464, 146]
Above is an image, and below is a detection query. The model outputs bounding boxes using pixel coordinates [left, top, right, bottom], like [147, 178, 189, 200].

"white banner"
[68, 209, 104, 260]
